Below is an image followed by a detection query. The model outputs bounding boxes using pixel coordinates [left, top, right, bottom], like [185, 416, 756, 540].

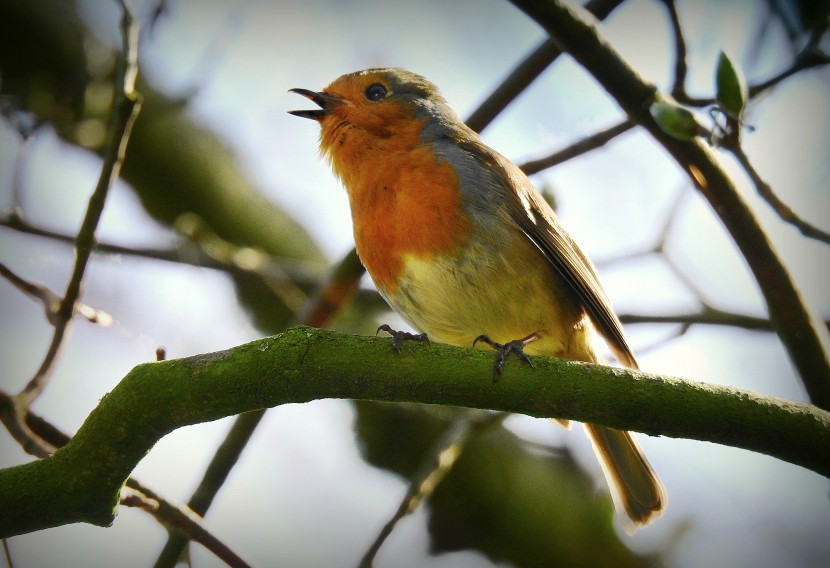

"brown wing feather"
[513, 178, 638, 369]
[457, 139, 638, 369]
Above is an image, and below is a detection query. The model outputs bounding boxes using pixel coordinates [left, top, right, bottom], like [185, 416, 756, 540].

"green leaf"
[715, 51, 748, 117]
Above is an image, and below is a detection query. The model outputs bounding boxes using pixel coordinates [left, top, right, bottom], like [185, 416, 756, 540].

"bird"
[289, 67, 666, 528]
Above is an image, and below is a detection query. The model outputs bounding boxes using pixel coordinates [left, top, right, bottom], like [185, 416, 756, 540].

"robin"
[289, 68, 666, 528]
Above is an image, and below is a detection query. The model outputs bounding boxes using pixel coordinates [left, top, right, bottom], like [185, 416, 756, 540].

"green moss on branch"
[2, 326, 829, 537]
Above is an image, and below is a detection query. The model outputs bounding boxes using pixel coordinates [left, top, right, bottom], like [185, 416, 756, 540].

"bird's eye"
[364, 83, 388, 101]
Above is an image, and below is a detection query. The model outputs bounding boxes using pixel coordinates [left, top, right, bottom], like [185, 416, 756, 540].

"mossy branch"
[2, 326, 829, 538]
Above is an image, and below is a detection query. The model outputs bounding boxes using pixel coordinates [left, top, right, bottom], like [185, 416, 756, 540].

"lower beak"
[288, 88, 343, 119]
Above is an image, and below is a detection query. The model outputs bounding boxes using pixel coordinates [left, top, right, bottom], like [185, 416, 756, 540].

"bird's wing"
[458, 139, 638, 369]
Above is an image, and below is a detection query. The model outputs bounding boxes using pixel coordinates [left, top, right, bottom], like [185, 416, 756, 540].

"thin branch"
[465, 39, 561, 133]
[630, 323, 692, 356]
[15, 0, 142, 407]
[728, 144, 830, 245]
[665, 11, 830, 107]
[620, 308, 828, 333]
[593, 185, 689, 272]
[464, 0, 625, 133]
[518, 119, 635, 175]
[9, 211, 817, 337]
[1, 538, 11, 568]
[661, 0, 691, 102]
[747, 31, 830, 98]
[0, 391, 61, 459]
[2, 326, 828, 538]
[0, 262, 60, 322]
[152, 411, 264, 568]
[0, 393, 56, 460]
[0, 261, 112, 326]
[358, 414, 475, 568]
[357, 412, 507, 568]
[509, 0, 830, 408]
[122, 485, 252, 568]
[153, 248, 366, 568]
[173, 213, 310, 312]
[0, 390, 251, 567]
[295, 248, 366, 328]
[0, 213, 327, 290]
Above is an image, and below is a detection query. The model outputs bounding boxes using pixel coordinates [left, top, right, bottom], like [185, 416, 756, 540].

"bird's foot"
[473, 332, 540, 380]
[376, 324, 430, 353]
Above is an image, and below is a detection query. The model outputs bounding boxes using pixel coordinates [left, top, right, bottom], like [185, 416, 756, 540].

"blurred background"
[1, 0, 829, 566]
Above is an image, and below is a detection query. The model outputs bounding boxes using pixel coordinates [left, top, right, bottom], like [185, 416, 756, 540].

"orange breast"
[349, 143, 471, 294]
[319, 102, 472, 295]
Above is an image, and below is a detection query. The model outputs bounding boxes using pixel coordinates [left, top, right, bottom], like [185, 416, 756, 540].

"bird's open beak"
[288, 88, 343, 119]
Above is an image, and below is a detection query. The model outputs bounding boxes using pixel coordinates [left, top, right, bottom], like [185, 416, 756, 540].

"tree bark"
[2, 326, 828, 537]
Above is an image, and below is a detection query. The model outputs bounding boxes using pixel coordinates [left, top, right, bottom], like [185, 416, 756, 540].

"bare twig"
[357, 412, 508, 568]
[0, 390, 63, 457]
[0, 262, 61, 323]
[8, 205, 804, 337]
[0, 212, 326, 289]
[122, 485, 252, 568]
[632, 323, 692, 356]
[173, 212, 310, 312]
[1, 537, 11, 568]
[747, 28, 830, 97]
[728, 144, 830, 245]
[592, 184, 830, 335]
[153, 247, 366, 567]
[0, 6, 146, 549]
[0, 388, 251, 568]
[15, 0, 142, 408]
[0, 391, 56, 458]
[357, 416, 475, 567]
[660, 0, 830, 220]
[0, 262, 112, 326]
[295, 248, 366, 327]
[661, 0, 693, 103]
[464, 0, 625, 133]
[152, 411, 264, 568]
[620, 309, 830, 333]
[465, 39, 561, 133]
[664, 9, 829, 107]
[594, 185, 689, 272]
[518, 119, 635, 175]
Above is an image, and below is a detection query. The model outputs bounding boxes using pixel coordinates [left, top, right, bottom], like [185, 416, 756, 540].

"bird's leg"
[376, 324, 430, 353]
[473, 332, 541, 379]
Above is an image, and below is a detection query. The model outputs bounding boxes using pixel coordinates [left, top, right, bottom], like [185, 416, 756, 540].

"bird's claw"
[377, 324, 430, 353]
[473, 333, 540, 380]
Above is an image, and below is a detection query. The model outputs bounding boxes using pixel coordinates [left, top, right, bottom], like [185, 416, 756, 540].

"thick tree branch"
[509, 0, 830, 408]
[1, 326, 828, 538]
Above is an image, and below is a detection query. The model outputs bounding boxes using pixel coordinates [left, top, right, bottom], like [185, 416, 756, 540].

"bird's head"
[290, 68, 459, 157]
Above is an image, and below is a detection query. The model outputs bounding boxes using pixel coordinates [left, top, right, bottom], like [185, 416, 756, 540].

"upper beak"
[288, 88, 344, 120]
